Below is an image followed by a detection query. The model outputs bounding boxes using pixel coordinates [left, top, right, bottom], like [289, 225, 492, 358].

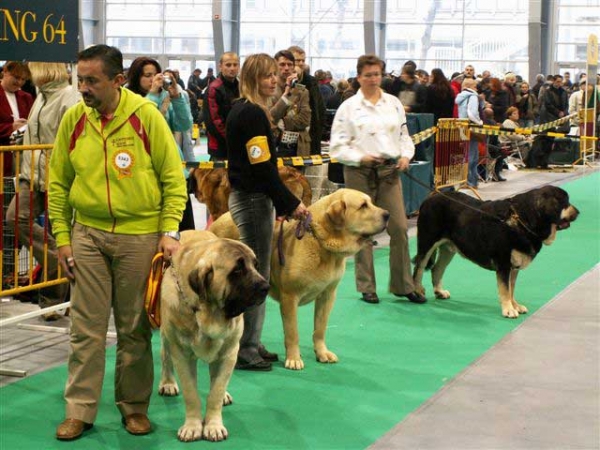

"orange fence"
[0, 144, 68, 298]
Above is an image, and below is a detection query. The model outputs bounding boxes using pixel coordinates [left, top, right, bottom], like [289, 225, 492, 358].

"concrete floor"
[1, 163, 598, 449]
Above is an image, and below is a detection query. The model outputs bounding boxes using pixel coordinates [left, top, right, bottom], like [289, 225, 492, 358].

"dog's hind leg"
[432, 244, 456, 299]
[413, 242, 441, 297]
[313, 289, 338, 364]
[158, 336, 180, 396]
[497, 268, 519, 318]
[280, 294, 304, 370]
[509, 269, 528, 315]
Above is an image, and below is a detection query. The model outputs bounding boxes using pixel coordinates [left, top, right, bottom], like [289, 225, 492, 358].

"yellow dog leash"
[144, 252, 167, 329]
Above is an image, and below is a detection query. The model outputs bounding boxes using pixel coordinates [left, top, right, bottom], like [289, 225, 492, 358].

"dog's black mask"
[224, 281, 269, 318]
[223, 257, 269, 318]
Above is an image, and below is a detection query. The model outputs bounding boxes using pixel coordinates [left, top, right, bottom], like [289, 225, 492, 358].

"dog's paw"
[502, 307, 520, 319]
[203, 421, 228, 442]
[434, 289, 451, 299]
[222, 391, 233, 406]
[285, 357, 305, 370]
[177, 419, 203, 442]
[158, 381, 179, 396]
[514, 302, 528, 314]
[315, 349, 338, 364]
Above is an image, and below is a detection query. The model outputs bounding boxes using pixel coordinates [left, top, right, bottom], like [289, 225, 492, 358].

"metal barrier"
[0, 144, 72, 377]
[0, 144, 68, 298]
[574, 108, 598, 167]
[433, 119, 479, 197]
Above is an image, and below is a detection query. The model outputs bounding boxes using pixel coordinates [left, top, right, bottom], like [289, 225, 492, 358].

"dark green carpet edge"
[1, 172, 598, 450]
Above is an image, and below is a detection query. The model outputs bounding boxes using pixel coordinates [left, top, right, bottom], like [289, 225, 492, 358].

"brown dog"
[158, 230, 269, 441]
[190, 166, 312, 220]
[210, 188, 389, 370]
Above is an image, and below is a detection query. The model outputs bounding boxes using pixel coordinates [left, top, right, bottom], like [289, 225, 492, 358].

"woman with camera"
[127, 57, 195, 230]
[127, 57, 192, 136]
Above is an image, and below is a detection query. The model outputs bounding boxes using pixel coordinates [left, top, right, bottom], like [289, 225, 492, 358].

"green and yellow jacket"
[49, 87, 187, 247]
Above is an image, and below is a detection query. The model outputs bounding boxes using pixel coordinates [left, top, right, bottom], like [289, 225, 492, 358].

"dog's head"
[177, 238, 269, 319]
[314, 188, 390, 255]
[519, 186, 579, 245]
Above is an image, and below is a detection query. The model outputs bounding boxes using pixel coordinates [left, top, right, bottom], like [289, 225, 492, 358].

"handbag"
[144, 253, 166, 329]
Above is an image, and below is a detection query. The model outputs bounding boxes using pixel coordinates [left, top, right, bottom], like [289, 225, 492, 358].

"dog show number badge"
[113, 150, 135, 179]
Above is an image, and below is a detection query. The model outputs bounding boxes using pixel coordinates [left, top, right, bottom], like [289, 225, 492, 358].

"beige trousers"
[64, 224, 158, 423]
[343, 164, 414, 295]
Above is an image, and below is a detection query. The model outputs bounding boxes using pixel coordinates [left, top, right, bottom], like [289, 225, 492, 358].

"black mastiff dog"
[413, 186, 579, 318]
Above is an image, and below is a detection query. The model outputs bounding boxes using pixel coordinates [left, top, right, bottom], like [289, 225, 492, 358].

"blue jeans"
[228, 189, 275, 362]
[468, 138, 480, 187]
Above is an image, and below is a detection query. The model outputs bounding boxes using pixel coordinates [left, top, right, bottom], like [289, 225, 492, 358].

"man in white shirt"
[330, 54, 426, 306]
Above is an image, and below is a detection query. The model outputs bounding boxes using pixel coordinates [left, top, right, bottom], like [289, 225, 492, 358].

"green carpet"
[1, 173, 598, 450]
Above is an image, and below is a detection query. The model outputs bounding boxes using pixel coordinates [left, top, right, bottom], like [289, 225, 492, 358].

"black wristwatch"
[161, 231, 181, 241]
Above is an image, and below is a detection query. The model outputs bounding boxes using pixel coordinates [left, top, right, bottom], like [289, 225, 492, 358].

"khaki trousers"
[64, 224, 157, 423]
[343, 164, 414, 295]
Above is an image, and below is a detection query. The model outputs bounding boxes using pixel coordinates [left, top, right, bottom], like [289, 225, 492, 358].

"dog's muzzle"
[558, 205, 579, 230]
[224, 280, 269, 318]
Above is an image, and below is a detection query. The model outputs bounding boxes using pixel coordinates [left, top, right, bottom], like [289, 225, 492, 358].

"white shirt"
[5, 90, 20, 120]
[329, 88, 415, 167]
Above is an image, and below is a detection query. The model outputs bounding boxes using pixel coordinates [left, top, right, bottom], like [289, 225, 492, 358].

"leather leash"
[402, 170, 542, 239]
[277, 212, 313, 266]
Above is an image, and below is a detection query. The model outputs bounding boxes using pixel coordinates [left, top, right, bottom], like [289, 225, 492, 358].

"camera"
[290, 79, 298, 89]
[163, 75, 173, 89]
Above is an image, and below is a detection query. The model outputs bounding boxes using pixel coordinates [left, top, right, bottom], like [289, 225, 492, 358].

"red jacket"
[0, 85, 34, 145]
[0, 85, 34, 175]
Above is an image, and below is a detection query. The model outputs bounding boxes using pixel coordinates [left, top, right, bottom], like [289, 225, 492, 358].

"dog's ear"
[326, 200, 346, 229]
[188, 262, 213, 299]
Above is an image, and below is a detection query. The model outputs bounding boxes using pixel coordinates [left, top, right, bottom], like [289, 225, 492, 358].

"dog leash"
[402, 170, 541, 238]
[277, 212, 313, 267]
[144, 252, 168, 329]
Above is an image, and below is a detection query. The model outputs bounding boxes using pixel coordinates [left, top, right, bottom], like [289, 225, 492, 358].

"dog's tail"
[412, 250, 437, 271]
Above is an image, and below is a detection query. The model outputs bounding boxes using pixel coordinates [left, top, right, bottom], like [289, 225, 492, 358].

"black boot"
[493, 158, 506, 182]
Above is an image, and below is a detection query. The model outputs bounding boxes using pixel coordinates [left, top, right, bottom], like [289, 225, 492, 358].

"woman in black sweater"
[425, 68, 455, 123]
[226, 53, 308, 371]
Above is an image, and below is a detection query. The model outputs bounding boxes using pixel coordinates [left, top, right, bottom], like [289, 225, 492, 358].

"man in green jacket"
[50, 45, 187, 441]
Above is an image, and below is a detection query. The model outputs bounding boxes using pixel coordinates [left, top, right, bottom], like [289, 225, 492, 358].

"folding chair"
[477, 141, 498, 183]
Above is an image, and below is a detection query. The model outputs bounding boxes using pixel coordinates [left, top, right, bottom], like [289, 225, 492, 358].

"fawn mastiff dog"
[210, 188, 389, 370]
[158, 230, 269, 441]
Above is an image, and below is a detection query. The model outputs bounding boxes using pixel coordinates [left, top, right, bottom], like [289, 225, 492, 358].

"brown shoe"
[361, 292, 380, 304]
[42, 312, 62, 321]
[122, 413, 152, 435]
[56, 418, 93, 441]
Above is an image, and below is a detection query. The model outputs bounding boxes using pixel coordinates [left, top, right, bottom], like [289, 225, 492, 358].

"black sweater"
[226, 100, 300, 216]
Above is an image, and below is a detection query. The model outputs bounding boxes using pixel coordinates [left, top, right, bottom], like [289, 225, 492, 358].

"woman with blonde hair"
[225, 53, 308, 371]
[6, 62, 79, 320]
